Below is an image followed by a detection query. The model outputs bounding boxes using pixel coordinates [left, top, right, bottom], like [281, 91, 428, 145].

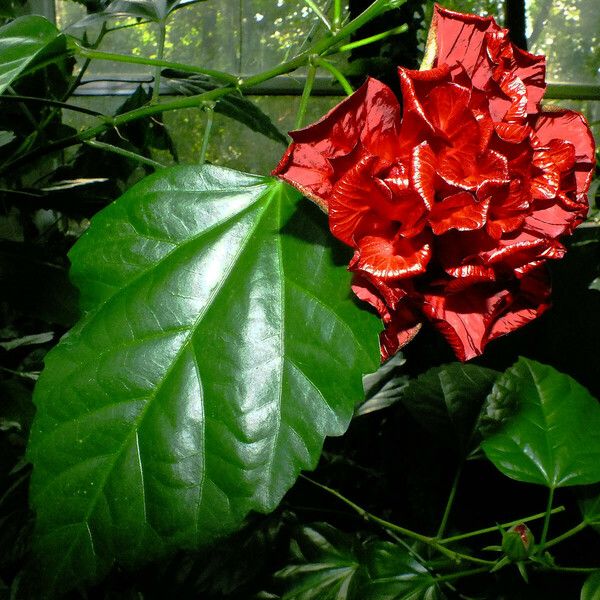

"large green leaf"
[399, 363, 499, 455]
[27, 165, 380, 593]
[482, 358, 600, 488]
[0, 16, 63, 94]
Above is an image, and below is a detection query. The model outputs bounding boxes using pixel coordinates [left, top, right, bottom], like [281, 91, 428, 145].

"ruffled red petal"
[429, 191, 489, 235]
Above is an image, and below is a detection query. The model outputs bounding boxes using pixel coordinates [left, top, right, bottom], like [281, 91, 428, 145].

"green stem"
[76, 46, 239, 86]
[544, 521, 587, 550]
[84, 140, 165, 170]
[199, 106, 214, 165]
[314, 57, 353, 95]
[434, 566, 489, 584]
[333, 0, 343, 31]
[152, 20, 167, 103]
[295, 63, 318, 129]
[436, 463, 463, 539]
[303, 0, 332, 30]
[438, 506, 566, 544]
[0, 0, 402, 175]
[334, 23, 408, 53]
[539, 487, 555, 550]
[302, 476, 496, 567]
[548, 566, 600, 574]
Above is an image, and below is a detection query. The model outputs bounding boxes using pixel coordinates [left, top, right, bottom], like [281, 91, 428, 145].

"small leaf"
[581, 571, 600, 600]
[482, 358, 600, 488]
[164, 71, 288, 145]
[27, 165, 380, 594]
[275, 524, 366, 599]
[579, 485, 600, 533]
[589, 277, 600, 292]
[400, 363, 499, 455]
[0, 332, 53, 351]
[0, 130, 15, 147]
[357, 352, 408, 416]
[0, 16, 63, 94]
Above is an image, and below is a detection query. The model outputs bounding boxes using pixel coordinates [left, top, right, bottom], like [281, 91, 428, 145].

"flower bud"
[502, 524, 534, 562]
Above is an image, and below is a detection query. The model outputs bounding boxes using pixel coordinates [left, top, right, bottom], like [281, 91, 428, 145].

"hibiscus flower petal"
[429, 191, 489, 235]
[272, 77, 402, 208]
[354, 232, 432, 280]
[422, 285, 510, 361]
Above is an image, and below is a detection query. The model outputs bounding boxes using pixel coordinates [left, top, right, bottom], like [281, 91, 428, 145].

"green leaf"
[275, 524, 366, 599]
[579, 485, 600, 533]
[275, 525, 444, 600]
[27, 165, 380, 593]
[0, 130, 14, 147]
[581, 571, 600, 600]
[481, 358, 600, 488]
[362, 541, 445, 600]
[589, 277, 600, 292]
[400, 363, 499, 455]
[164, 71, 289, 146]
[0, 16, 63, 94]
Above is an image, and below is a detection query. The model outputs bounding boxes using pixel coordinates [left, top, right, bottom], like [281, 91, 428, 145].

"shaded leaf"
[581, 571, 600, 600]
[400, 363, 499, 455]
[0, 131, 14, 147]
[482, 358, 600, 488]
[589, 277, 600, 292]
[27, 166, 380, 594]
[275, 524, 366, 599]
[164, 71, 288, 146]
[362, 540, 446, 600]
[579, 485, 600, 533]
[0, 16, 63, 94]
[357, 352, 408, 416]
[0, 332, 53, 351]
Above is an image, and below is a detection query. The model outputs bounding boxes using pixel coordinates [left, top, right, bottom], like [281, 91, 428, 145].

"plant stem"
[544, 521, 587, 550]
[434, 567, 489, 584]
[295, 63, 318, 129]
[548, 566, 600, 574]
[198, 106, 214, 165]
[539, 487, 555, 550]
[301, 475, 496, 567]
[333, 23, 408, 53]
[437, 463, 463, 539]
[333, 0, 343, 31]
[303, 0, 332, 30]
[152, 20, 167, 103]
[84, 140, 165, 170]
[438, 506, 566, 544]
[314, 57, 353, 95]
[76, 46, 239, 86]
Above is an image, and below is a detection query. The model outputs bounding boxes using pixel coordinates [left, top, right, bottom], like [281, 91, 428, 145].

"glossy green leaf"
[482, 358, 600, 488]
[581, 571, 600, 600]
[164, 71, 288, 146]
[275, 524, 366, 599]
[0, 16, 63, 94]
[400, 363, 499, 455]
[27, 165, 380, 593]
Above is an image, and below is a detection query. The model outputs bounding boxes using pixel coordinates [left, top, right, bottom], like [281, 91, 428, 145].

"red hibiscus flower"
[273, 5, 596, 362]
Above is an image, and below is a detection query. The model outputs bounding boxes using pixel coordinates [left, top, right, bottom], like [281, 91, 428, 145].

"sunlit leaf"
[27, 165, 380, 594]
[482, 358, 600, 488]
